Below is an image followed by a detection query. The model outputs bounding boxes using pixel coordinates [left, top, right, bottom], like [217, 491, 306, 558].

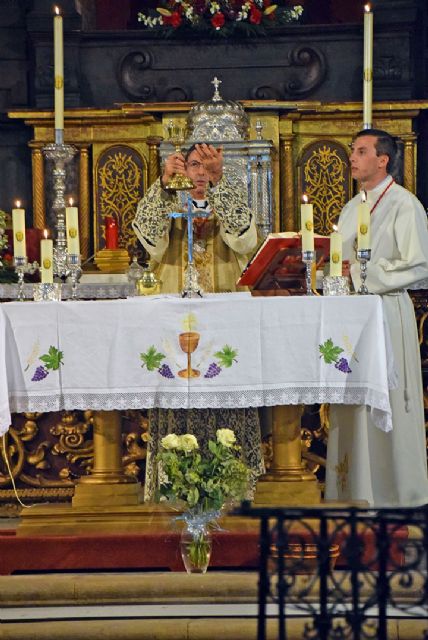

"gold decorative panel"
[297, 140, 351, 235]
[95, 145, 147, 257]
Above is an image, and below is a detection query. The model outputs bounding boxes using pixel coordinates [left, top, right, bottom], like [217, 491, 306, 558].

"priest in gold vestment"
[133, 143, 264, 500]
[133, 143, 257, 294]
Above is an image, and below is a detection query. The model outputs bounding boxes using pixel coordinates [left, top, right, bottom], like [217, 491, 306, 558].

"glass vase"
[180, 522, 212, 574]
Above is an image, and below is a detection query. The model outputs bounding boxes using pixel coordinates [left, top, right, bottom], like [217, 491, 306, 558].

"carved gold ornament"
[303, 145, 347, 234]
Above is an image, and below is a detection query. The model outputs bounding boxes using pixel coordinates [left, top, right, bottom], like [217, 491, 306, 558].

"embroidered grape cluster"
[31, 365, 49, 382]
[334, 357, 352, 373]
[159, 364, 174, 379]
[204, 362, 222, 378]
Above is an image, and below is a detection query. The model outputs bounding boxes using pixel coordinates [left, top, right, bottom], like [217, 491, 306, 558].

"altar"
[1, 293, 393, 429]
[0, 292, 394, 529]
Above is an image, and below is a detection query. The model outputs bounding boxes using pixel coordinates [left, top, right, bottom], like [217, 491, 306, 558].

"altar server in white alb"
[326, 128, 428, 507]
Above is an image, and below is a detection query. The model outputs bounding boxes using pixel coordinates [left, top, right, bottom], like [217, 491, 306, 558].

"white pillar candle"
[65, 199, 80, 255]
[330, 227, 343, 276]
[357, 192, 371, 251]
[40, 231, 53, 283]
[12, 201, 26, 258]
[54, 6, 64, 132]
[301, 195, 314, 252]
[363, 4, 373, 128]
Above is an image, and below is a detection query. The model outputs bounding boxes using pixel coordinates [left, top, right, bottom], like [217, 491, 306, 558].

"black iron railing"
[238, 503, 428, 640]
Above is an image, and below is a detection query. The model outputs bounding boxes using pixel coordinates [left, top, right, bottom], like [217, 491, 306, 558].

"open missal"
[237, 232, 330, 295]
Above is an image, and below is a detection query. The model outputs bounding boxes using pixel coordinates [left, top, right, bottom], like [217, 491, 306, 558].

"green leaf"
[140, 345, 165, 371]
[39, 346, 64, 370]
[214, 345, 238, 368]
[319, 339, 343, 364]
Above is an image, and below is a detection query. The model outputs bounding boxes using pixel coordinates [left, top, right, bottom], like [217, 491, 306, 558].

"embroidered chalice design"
[178, 331, 200, 379]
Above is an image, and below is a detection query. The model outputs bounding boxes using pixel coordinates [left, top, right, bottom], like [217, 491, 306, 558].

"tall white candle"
[330, 226, 343, 276]
[12, 201, 26, 259]
[54, 6, 64, 132]
[40, 230, 53, 283]
[301, 195, 314, 253]
[363, 4, 373, 128]
[357, 191, 371, 251]
[65, 199, 80, 255]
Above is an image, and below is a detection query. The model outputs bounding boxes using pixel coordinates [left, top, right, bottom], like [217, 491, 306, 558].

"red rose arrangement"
[138, 1, 303, 37]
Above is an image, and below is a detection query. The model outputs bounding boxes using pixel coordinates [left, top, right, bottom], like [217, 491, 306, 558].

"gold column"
[280, 135, 295, 231]
[72, 410, 143, 507]
[402, 134, 416, 193]
[253, 405, 321, 505]
[78, 145, 91, 261]
[30, 143, 46, 229]
[147, 136, 163, 186]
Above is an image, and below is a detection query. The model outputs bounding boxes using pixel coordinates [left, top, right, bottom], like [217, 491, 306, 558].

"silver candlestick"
[357, 249, 371, 294]
[43, 136, 76, 278]
[13, 256, 39, 301]
[66, 254, 82, 300]
[182, 262, 203, 299]
[302, 250, 315, 296]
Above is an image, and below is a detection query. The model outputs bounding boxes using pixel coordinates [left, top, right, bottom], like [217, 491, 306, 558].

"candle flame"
[54, 6, 60, 15]
[302, 194, 308, 204]
[43, 229, 48, 239]
[68, 197, 74, 206]
[361, 190, 367, 203]
[332, 224, 338, 232]
[15, 200, 21, 208]
[364, 4, 371, 12]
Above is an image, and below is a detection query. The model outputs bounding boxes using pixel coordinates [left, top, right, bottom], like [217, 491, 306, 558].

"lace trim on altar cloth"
[8, 386, 392, 432]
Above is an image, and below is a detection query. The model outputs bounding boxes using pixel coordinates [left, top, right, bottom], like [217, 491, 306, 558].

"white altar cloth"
[0, 293, 395, 436]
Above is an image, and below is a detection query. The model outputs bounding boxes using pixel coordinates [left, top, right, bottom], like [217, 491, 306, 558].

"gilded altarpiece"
[2, 100, 427, 512]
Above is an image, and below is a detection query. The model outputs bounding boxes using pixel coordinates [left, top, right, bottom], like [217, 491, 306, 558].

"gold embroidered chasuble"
[132, 176, 258, 293]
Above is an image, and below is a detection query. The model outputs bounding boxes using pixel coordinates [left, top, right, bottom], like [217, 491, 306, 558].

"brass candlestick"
[164, 121, 194, 191]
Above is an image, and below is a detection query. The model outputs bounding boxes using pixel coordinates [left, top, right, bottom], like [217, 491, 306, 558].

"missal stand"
[237, 233, 330, 506]
[238, 232, 330, 296]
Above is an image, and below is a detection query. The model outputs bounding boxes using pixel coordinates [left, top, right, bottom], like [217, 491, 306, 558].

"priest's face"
[186, 149, 210, 198]
[350, 135, 388, 188]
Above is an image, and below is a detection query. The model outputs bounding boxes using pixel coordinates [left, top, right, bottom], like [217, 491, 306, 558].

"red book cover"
[237, 232, 330, 290]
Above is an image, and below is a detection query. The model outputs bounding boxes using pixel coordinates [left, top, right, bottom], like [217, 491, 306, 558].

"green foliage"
[319, 338, 343, 365]
[140, 346, 166, 371]
[157, 431, 249, 514]
[39, 346, 64, 370]
[214, 345, 238, 368]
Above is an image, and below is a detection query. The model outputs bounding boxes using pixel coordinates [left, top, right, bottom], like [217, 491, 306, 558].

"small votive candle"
[301, 195, 314, 253]
[12, 200, 26, 258]
[330, 226, 343, 276]
[357, 190, 371, 251]
[40, 229, 53, 283]
[65, 198, 80, 255]
[105, 216, 119, 250]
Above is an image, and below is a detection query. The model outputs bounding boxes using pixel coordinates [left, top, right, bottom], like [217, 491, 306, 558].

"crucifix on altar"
[169, 196, 211, 298]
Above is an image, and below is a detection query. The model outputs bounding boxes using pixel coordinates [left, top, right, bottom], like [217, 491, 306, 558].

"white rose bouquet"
[158, 428, 249, 512]
[158, 428, 250, 571]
